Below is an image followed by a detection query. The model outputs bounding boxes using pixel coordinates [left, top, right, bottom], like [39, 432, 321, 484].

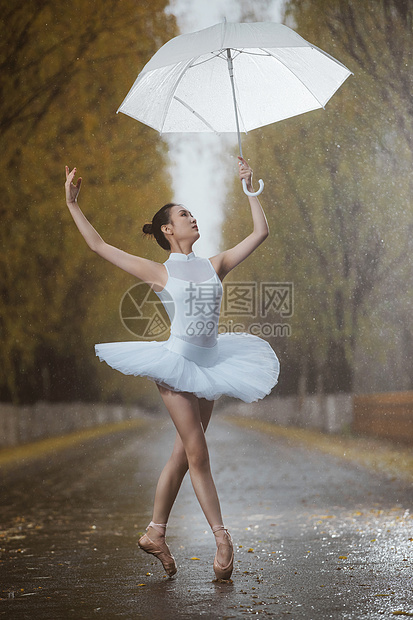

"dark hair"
[142, 203, 177, 251]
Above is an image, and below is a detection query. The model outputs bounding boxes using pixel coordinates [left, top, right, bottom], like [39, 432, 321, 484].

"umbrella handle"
[242, 178, 264, 197]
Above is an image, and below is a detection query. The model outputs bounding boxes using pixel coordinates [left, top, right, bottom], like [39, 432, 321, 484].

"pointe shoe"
[212, 526, 234, 581]
[138, 522, 177, 577]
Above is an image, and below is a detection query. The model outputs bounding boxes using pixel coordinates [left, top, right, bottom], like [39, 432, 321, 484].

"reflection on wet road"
[0, 413, 412, 619]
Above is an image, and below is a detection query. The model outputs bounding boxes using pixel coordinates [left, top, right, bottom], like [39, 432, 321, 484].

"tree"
[221, 0, 413, 395]
[0, 0, 178, 403]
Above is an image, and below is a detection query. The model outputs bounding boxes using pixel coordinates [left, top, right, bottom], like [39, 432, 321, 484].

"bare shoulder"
[208, 253, 227, 281]
[209, 233, 268, 281]
[95, 242, 168, 291]
[137, 256, 168, 292]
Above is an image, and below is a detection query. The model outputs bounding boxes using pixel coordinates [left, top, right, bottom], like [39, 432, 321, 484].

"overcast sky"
[164, 0, 284, 256]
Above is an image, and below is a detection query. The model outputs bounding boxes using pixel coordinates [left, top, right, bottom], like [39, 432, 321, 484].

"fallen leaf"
[190, 557, 200, 560]
[375, 594, 392, 597]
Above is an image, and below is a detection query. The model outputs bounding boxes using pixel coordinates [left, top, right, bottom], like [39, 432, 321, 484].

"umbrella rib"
[158, 57, 220, 134]
[173, 97, 219, 133]
[263, 48, 326, 109]
[310, 43, 354, 74]
[158, 58, 196, 133]
[233, 49, 270, 57]
[190, 51, 226, 68]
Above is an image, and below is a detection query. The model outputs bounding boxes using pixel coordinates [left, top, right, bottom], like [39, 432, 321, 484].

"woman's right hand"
[65, 166, 82, 206]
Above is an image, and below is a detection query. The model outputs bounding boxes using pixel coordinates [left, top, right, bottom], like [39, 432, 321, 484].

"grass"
[0, 418, 147, 469]
[225, 415, 413, 483]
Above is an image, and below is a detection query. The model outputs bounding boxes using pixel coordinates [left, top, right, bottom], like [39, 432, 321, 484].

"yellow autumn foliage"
[0, 0, 178, 403]
[222, 0, 413, 394]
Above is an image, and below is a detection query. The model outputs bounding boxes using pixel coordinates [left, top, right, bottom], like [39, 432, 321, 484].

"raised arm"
[209, 157, 269, 280]
[64, 166, 166, 289]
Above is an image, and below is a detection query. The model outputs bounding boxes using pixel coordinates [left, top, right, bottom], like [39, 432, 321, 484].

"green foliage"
[0, 0, 177, 403]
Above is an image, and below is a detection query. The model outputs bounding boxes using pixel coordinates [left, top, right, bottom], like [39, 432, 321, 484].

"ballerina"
[65, 157, 279, 580]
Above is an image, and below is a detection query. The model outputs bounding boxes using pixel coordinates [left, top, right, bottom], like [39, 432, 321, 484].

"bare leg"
[156, 387, 223, 527]
[149, 385, 231, 566]
[150, 390, 214, 526]
[138, 391, 215, 577]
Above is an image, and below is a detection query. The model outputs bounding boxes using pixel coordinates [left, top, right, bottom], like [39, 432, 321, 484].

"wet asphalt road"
[0, 411, 412, 619]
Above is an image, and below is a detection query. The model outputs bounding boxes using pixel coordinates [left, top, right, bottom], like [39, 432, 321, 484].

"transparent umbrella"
[118, 21, 352, 196]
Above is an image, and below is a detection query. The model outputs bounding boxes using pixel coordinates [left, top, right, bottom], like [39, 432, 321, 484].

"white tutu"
[95, 331, 279, 403]
[95, 251, 280, 403]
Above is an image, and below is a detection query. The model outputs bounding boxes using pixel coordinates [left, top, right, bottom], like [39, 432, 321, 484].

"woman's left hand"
[238, 157, 253, 192]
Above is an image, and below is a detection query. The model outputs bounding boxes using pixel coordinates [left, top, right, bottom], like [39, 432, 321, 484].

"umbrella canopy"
[118, 21, 352, 196]
[118, 21, 352, 135]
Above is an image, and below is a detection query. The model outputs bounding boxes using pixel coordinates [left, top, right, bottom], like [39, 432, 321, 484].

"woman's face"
[166, 205, 199, 243]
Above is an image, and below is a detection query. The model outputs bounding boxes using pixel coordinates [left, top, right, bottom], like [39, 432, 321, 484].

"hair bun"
[142, 222, 153, 235]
